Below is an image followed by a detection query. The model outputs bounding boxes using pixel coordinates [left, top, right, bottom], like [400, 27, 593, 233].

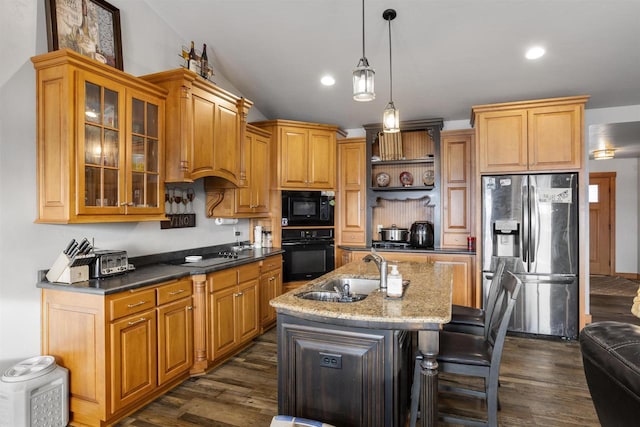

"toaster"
[90, 250, 128, 278]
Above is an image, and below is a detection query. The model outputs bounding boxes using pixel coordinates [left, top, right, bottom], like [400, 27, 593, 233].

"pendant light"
[382, 8, 399, 133]
[353, 0, 375, 101]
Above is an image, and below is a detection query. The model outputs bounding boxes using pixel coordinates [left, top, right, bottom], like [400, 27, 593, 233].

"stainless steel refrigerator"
[482, 173, 579, 339]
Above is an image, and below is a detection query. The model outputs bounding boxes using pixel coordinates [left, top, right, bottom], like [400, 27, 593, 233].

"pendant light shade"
[353, 58, 375, 101]
[382, 9, 399, 133]
[383, 101, 399, 133]
[353, 0, 375, 101]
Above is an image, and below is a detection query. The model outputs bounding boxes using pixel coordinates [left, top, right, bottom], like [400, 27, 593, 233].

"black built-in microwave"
[281, 190, 334, 227]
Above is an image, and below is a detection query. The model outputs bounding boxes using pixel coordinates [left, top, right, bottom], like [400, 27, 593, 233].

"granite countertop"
[270, 260, 453, 330]
[36, 247, 284, 295]
[339, 245, 476, 255]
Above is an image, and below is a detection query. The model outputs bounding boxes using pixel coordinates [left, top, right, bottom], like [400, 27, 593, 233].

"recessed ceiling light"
[525, 46, 545, 60]
[321, 75, 335, 86]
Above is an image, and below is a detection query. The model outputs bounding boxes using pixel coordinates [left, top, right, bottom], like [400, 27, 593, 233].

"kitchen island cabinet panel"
[278, 315, 412, 427]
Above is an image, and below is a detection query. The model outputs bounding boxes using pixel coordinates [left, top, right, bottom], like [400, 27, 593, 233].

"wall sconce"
[593, 149, 615, 160]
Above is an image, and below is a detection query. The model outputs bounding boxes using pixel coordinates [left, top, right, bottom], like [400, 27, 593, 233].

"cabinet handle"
[187, 306, 193, 311]
[120, 201, 134, 207]
[233, 292, 244, 297]
[128, 317, 147, 326]
[127, 300, 148, 308]
[169, 289, 185, 295]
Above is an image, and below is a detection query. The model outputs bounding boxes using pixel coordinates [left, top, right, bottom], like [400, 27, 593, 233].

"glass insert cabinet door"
[79, 75, 126, 214]
[126, 91, 162, 213]
[77, 73, 163, 216]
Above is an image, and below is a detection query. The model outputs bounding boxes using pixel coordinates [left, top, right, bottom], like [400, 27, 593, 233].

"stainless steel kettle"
[410, 221, 434, 248]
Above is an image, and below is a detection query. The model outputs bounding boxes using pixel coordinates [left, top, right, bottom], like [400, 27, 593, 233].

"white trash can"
[0, 355, 69, 427]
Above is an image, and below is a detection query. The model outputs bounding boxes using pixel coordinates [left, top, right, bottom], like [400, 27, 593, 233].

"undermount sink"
[317, 277, 380, 295]
[296, 291, 367, 303]
[295, 276, 380, 303]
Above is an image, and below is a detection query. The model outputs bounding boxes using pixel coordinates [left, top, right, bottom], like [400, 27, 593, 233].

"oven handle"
[282, 241, 335, 247]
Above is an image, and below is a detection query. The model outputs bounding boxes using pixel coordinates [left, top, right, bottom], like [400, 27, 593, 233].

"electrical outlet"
[319, 352, 342, 369]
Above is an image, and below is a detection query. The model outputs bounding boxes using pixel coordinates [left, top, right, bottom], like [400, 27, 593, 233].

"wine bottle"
[200, 43, 208, 78]
[188, 41, 198, 73]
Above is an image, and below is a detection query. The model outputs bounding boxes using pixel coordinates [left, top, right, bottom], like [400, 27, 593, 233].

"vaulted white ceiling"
[145, 0, 640, 153]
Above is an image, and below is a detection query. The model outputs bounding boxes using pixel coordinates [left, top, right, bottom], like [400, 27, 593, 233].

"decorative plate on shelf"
[375, 172, 391, 187]
[399, 171, 414, 187]
[423, 170, 435, 186]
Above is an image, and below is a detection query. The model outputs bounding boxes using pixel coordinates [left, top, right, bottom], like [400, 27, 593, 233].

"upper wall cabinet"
[204, 124, 272, 218]
[472, 96, 589, 174]
[32, 49, 167, 223]
[252, 120, 346, 190]
[140, 69, 253, 185]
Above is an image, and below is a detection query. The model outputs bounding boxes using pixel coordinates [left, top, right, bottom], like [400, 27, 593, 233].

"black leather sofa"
[579, 321, 640, 426]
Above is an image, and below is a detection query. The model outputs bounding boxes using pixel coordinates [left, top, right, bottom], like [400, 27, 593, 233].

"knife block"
[46, 252, 95, 284]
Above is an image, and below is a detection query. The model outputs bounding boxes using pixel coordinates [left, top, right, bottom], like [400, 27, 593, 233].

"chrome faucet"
[362, 250, 388, 290]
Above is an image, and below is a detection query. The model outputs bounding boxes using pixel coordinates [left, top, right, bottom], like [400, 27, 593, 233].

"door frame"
[589, 172, 616, 276]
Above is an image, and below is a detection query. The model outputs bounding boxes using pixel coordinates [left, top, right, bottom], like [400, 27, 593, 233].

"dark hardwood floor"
[115, 275, 639, 427]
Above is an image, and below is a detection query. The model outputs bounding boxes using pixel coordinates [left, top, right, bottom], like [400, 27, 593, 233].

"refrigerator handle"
[522, 182, 528, 263]
[530, 181, 538, 263]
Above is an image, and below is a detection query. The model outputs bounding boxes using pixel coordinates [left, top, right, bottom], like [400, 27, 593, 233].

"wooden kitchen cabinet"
[32, 49, 167, 223]
[156, 280, 194, 386]
[428, 253, 476, 307]
[337, 138, 367, 246]
[363, 119, 444, 247]
[260, 255, 283, 332]
[40, 276, 193, 426]
[252, 119, 346, 190]
[204, 124, 272, 218]
[208, 262, 260, 363]
[472, 96, 589, 173]
[141, 68, 253, 184]
[440, 129, 474, 249]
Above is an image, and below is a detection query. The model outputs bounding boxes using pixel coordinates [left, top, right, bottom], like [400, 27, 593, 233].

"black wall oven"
[282, 228, 335, 282]
[281, 190, 334, 227]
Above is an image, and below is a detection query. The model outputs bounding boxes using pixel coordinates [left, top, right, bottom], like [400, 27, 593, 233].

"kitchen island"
[271, 260, 453, 427]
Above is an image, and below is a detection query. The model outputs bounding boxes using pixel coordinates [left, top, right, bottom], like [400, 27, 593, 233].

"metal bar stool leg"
[409, 353, 423, 427]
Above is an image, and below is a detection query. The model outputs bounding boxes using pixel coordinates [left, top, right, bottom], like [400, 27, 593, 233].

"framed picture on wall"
[45, 0, 124, 70]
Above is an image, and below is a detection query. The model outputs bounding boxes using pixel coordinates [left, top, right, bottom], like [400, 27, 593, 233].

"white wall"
[0, 0, 266, 365]
[586, 106, 640, 276]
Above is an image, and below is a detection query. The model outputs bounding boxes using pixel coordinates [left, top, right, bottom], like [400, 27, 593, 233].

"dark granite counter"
[36, 246, 284, 295]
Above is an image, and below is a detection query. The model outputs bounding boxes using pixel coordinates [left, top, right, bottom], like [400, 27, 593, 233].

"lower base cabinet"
[41, 277, 193, 427]
[277, 314, 414, 427]
[207, 262, 261, 364]
[260, 255, 283, 332]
